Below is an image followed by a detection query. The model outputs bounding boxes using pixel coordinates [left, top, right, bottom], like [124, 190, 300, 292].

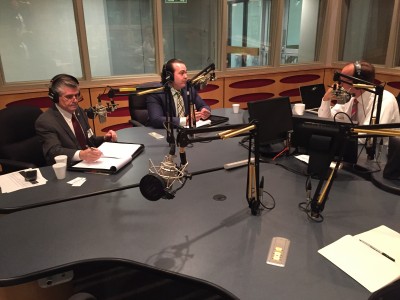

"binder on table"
[318, 225, 400, 293]
[69, 142, 144, 174]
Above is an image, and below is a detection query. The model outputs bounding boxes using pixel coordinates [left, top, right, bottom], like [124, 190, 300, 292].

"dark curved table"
[0, 160, 399, 299]
[0, 113, 248, 214]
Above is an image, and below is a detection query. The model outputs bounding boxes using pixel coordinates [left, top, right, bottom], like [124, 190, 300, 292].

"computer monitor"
[291, 114, 358, 176]
[299, 83, 326, 110]
[247, 97, 293, 155]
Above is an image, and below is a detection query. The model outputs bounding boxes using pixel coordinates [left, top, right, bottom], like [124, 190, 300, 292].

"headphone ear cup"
[161, 62, 174, 84]
[164, 70, 174, 83]
[48, 86, 59, 103]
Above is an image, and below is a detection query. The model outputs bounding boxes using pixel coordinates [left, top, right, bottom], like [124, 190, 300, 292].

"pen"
[359, 239, 396, 262]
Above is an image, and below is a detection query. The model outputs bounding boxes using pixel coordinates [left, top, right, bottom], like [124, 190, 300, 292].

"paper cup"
[293, 103, 306, 115]
[52, 162, 67, 180]
[232, 103, 240, 114]
[54, 155, 68, 165]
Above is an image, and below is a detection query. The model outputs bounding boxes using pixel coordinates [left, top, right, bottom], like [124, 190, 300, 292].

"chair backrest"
[369, 279, 400, 300]
[12, 259, 239, 300]
[128, 93, 149, 126]
[0, 106, 46, 170]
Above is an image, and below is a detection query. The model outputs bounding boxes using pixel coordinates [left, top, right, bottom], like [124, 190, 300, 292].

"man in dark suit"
[146, 58, 211, 128]
[35, 74, 117, 165]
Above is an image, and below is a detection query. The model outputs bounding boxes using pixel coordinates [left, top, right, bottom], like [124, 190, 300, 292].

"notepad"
[70, 142, 144, 174]
[318, 225, 400, 293]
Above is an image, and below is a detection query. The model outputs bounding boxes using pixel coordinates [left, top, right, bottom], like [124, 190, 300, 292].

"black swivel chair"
[8, 258, 239, 300]
[369, 279, 400, 300]
[0, 106, 46, 174]
[128, 93, 149, 127]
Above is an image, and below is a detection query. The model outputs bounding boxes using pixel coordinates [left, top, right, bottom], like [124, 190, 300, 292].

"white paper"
[0, 168, 47, 193]
[98, 142, 141, 158]
[71, 142, 141, 172]
[318, 226, 400, 293]
[196, 119, 212, 127]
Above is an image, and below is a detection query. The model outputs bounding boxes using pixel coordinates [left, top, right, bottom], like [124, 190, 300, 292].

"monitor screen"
[291, 115, 358, 165]
[299, 83, 326, 109]
[247, 97, 293, 147]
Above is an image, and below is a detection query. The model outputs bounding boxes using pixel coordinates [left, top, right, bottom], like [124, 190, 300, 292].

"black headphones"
[353, 61, 362, 78]
[48, 74, 79, 103]
[161, 59, 175, 84]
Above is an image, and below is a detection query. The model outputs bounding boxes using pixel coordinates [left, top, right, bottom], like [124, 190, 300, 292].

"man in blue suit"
[35, 74, 117, 165]
[146, 58, 211, 128]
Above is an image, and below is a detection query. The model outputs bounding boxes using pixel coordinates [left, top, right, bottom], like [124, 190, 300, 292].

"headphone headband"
[48, 74, 79, 103]
[354, 61, 362, 78]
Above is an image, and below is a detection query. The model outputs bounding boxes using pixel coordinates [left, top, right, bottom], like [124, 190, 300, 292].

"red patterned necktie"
[71, 114, 87, 149]
[351, 99, 358, 121]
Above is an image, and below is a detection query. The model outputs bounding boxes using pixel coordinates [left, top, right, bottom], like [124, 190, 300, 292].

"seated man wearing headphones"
[146, 58, 211, 129]
[318, 60, 400, 125]
[35, 74, 117, 165]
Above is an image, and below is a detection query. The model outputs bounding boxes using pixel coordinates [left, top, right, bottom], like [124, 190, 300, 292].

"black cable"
[259, 189, 276, 210]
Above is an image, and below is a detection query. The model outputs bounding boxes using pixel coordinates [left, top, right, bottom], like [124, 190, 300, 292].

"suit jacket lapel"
[51, 105, 81, 148]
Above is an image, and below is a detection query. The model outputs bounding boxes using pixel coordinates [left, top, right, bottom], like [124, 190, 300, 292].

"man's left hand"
[104, 130, 118, 142]
[195, 108, 211, 121]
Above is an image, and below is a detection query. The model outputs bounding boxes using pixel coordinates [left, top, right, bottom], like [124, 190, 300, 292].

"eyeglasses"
[62, 93, 82, 101]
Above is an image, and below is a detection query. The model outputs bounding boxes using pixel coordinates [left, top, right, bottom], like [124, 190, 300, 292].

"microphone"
[139, 143, 189, 201]
[85, 94, 118, 123]
[85, 104, 108, 123]
[333, 71, 341, 82]
[331, 83, 353, 104]
[139, 152, 189, 201]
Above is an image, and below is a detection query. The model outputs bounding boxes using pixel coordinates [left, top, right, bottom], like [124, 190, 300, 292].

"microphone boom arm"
[308, 122, 400, 221]
[176, 122, 262, 216]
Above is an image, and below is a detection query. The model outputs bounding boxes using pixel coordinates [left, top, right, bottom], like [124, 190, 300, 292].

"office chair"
[369, 279, 400, 300]
[12, 258, 239, 300]
[0, 106, 46, 174]
[128, 93, 149, 127]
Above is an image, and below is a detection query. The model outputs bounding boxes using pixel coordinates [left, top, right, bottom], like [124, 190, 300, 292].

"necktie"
[351, 99, 358, 121]
[71, 114, 87, 149]
[175, 91, 185, 117]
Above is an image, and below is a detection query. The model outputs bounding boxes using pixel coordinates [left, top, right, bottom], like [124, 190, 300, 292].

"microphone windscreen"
[85, 107, 95, 119]
[139, 173, 166, 201]
[333, 71, 340, 82]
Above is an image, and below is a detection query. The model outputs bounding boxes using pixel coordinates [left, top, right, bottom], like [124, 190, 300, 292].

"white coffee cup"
[54, 155, 68, 165]
[232, 103, 240, 114]
[52, 162, 67, 180]
[293, 103, 306, 115]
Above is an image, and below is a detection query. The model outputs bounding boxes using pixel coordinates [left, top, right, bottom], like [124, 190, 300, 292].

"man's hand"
[195, 108, 211, 121]
[104, 130, 117, 142]
[79, 147, 103, 162]
[322, 87, 333, 102]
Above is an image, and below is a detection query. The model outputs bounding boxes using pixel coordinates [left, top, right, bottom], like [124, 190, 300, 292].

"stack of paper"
[318, 225, 400, 293]
[0, 168, 47, 193]
[71, 142, 143, 174]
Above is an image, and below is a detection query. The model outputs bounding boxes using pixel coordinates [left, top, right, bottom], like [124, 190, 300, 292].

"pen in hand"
[359, 239, 396, 262]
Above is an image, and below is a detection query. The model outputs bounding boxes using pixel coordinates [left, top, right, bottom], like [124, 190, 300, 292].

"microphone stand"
[333, 71, 384, 160]
[176, 122, 262, 216]
[308, 121, 400, 222]
[307, 124, 349, 222]
[186, 63, 216, 130]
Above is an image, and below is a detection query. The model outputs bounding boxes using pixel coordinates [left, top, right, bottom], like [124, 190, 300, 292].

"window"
[0, 0, 81, 82]
[227, 0, 272, 68]
[161, 0, 219, 70]
[281, 0, 325, 65]
[339, 0, 395, 64]
[83, 0, 155, 77]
